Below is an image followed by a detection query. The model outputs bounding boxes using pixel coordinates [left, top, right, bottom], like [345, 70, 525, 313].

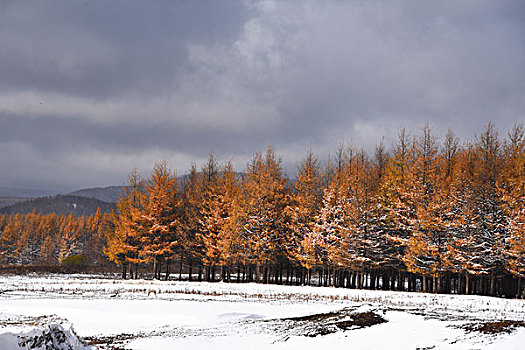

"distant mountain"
[0, 197, 30, 209]
[0, 187, 57, 198]
[68, 186, 125, 203]
[0, 195, 116, 216]
[0, 171, 248, 215]
[67, 175, 208, 203]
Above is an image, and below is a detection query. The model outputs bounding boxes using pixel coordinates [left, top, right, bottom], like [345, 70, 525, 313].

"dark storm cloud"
[0, 1, 246, 97]
[1, 0, 524, 191]
[0, 112, 270, 156]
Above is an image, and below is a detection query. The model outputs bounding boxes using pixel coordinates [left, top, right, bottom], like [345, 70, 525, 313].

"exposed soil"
[335, 311, 387, 330]
[464, 320, 525, 334]
[281, 308, 387, 337]
[285, 310, 342, 323]
[84, 333, 138, 350]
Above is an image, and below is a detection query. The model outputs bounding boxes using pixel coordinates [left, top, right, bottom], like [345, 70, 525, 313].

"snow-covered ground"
[0, 274, 524, 349]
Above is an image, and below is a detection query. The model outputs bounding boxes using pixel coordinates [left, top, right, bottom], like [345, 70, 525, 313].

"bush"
[61, 254, 88, 268]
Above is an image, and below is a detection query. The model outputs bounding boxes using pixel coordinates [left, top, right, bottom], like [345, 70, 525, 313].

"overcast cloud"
[1, 0, 524, 192]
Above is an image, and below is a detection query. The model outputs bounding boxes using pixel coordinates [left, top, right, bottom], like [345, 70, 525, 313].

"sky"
[1, 0, 524, 193]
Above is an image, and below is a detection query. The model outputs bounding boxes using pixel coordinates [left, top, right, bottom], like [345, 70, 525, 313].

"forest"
[1, 122, 525, 298]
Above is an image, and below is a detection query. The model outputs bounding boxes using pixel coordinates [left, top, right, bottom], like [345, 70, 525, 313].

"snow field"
[0, 274, 524, 349]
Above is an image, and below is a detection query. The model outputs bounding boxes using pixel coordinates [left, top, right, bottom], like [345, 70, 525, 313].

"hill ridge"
[0, 194, 116, 216]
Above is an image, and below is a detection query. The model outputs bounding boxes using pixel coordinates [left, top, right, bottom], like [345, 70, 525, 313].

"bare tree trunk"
[255, 263, 261, 283]
[152, 259, 157, 279]
[382, 273, 388, 290]
[165, 259, 170, 281]
[408, 274, 414, 292]
[178, 254, 183, 281]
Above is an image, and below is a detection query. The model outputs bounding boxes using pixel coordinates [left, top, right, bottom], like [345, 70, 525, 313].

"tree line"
[104, 122, 524, 298]
[0, 209, 111, 266]
[1, 122, 525, 298]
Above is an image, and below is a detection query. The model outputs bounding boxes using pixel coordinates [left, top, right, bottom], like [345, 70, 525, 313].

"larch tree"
[181, 163, 207, 281]
[364, 141, 393, 276]
[436, 129, 464, 292]
[141, 161, 182, 280]
[106, 169, 146, 279]
[343, 150, 377, 275]
[308, 146, 368, 286]
[85, 208, 107, 265]
[376, 128, 416, 280]
[500, 123, 525, 296]
[233, 146, 288, 283]
[471, 122, 506, 294]
[312, 182, 349, 286]
[17, 212, 42, 264]
[404, 124, 444, 292]
[285, 148, 323, 277]
[37, 213, 59, 265]
[58, 213, 81, 261]
[0, 214, 22, 264]
[40, 236, 57, 265]
[200, 161, 238, 281]
[445, 144, 488, 294]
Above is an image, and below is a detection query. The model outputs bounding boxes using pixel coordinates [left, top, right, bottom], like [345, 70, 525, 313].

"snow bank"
[0, 323, 91, 350]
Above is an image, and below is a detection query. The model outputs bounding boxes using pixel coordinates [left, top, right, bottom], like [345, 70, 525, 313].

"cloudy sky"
[1, 0, 524, 193]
